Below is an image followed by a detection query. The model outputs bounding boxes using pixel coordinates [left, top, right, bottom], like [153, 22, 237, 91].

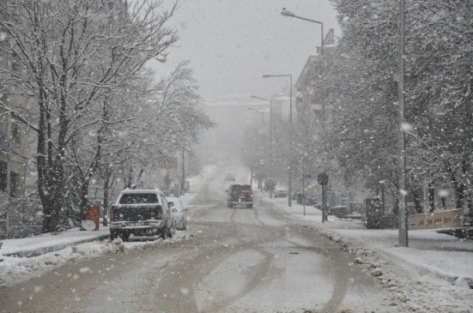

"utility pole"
[398, 0, 408, 247]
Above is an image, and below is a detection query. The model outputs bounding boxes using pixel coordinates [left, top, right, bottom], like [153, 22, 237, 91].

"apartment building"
[295, 29, 336, 116]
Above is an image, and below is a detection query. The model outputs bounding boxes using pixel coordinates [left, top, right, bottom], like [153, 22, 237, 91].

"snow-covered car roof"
[119, 188, 162, 195]
[166, 197, 184, 210]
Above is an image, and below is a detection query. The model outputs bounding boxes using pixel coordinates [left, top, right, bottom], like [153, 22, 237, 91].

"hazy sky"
[156, 0, 341, 101]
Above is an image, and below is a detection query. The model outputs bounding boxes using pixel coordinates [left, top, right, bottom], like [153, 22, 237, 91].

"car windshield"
[2, 1, 470, 312]
[231, 185, 251, 195]
[114, 206, 157, 221]
[119, 193, 158, 204]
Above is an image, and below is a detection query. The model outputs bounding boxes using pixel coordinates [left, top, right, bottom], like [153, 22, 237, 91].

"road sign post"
[302, 176, 306, 216]
[318, 173, 329, 222]
[322, 185, 327, 222]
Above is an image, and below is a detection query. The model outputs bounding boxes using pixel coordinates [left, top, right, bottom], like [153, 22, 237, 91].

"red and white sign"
[317, 173, 328, 186]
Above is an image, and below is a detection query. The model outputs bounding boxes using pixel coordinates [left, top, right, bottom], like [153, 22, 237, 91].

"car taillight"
[250, 193, 254, 198]
[156, 208, 163, 220]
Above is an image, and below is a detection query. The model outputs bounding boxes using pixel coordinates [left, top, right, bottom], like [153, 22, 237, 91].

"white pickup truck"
[109, 189, 175, 241]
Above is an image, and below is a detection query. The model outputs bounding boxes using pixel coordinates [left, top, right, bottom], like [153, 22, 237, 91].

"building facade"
[295, 29, 336, 117]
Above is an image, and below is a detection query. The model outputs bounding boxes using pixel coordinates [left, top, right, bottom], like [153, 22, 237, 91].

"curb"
[362, 238, 473, 286]
[262, 195, 473, 288]
[3, 234, 110, 258]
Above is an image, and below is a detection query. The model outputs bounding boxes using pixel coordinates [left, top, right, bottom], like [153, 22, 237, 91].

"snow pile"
[320, 229, 473, 313]
[0, 231, 191, 288]
[263, 195, 473, 311]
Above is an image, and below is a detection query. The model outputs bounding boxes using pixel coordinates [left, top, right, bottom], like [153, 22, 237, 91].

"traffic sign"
[317, 173, 328, 186]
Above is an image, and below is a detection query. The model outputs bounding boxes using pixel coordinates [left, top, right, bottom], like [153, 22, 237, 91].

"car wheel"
[161, 227, 167, 240]
[110, 230, 117, 241]
[170, 221, 176, 237]
[166, 224, 174, 238]
[119, 232, 129, 242]
[227, 202, 233, 208]
[183, 220, 187, 230]
[247, 204, 253, 209]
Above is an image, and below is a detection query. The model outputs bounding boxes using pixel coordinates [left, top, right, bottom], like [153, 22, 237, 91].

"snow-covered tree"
[0, 0, 178, 232]
[300, 0, 473, 211]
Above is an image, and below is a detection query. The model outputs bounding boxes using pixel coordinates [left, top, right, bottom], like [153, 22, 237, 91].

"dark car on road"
[227, 184, 254, 208]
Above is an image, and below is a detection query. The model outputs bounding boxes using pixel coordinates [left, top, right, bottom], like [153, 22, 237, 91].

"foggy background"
[155, 0, 340, 165]
[160, 0, 340, 100]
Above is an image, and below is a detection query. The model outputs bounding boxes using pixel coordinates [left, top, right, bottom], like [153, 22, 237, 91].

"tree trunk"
[79, 181, 90, 227]
[452, 177, 465, 209]
[428, 183, 435, 213]
[41, 198, 61, 233]
[103, 171, 112, 210]
[381, 184, 385, 215]
[468, 189, 473, 212]
[125, 165, 133, 189]
[451, 173, 465, 209]
[393, 198, 399, 216]
[41, 201, 51, 232]
[40, 178, 63, 233]
[412, 189, 422, 213]
[181, 149, 186, 195]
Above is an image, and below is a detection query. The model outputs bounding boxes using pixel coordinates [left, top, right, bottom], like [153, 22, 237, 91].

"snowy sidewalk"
[0, 226, 110, 258]
[0, 165, 217, 260]
[0, 192, 195, 260]
[261, 194, 473, 284]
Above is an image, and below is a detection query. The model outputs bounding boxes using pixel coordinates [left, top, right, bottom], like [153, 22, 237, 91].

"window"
[0, 161, 6, 192]
[11, 120, 20, 144]
[0, 133, 9, 152]
[10, 171, 18, 198]
[119, 193, 158, 204]
[10, 52, 20, 72]
[230, 184, 252, 196]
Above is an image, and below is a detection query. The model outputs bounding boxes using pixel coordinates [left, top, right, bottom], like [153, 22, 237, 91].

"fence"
[408, 209, 464, 230]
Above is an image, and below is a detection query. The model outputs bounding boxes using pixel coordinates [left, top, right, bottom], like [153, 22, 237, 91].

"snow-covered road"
[0, 166, 394, 313]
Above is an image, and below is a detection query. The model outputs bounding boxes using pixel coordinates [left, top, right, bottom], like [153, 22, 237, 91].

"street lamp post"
[398, 0, 408, 247]
[250, 95, 271, 102]
[250, 95, 273, 198]
[280, 9, 328, 214]
[262, 74, 293, 207]
[281, 8, 324, 56]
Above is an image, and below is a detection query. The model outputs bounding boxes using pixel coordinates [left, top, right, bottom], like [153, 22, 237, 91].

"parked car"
[167, 196, 188, 230]
[109, 189, 175, 241]
[227, 184, 254, 208]
[295, 193, 317, 205]
[274, 188, 288, 198]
